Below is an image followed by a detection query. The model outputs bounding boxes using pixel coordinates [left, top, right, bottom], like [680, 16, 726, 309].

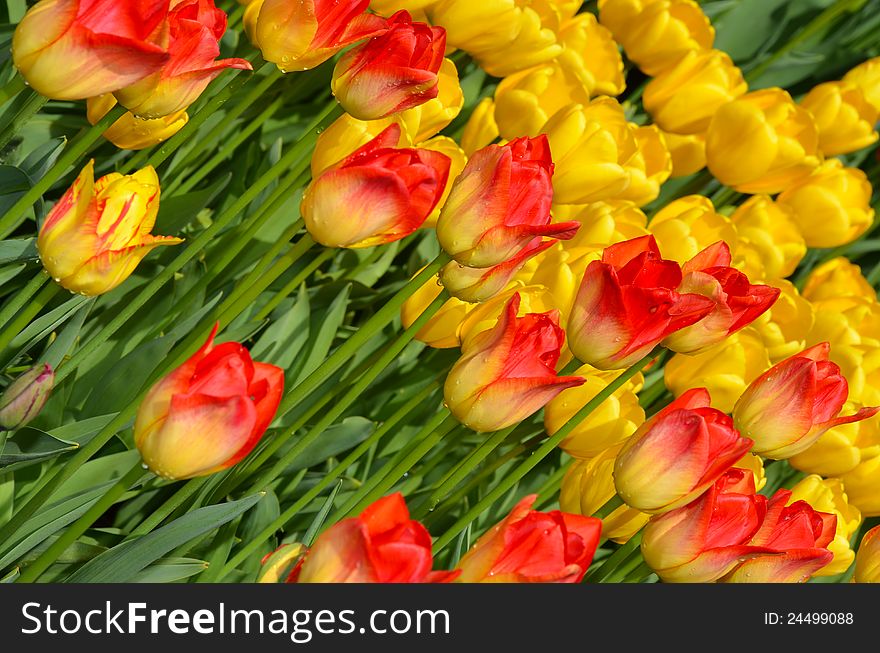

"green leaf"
[65, 493, 264, 583]
[250, 283, 310, 368]
[292, 283, 351, 384]
[8, 294, 91, 350]
[0, 164, 34, 218]
[131, 558, 209, 583]
[0, 237, 36, 264]
[156, 172, 232, 234]
[20, 138, 65, 184]
[283, 416, 375, 474]
[0, 262, 25, 286]
[0, 427, 78, 469]
[40, 294, 91, 368]
[0, 470, 12, 523]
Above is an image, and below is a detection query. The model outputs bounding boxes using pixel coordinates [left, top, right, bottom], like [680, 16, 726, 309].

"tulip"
[134, 327, 284, 480]
[455, 495, 602, 582]
[854, 525, 880, 583]
[258, 543, 305, 583]
[444, 293, 585, 433]
[401, 275, 473, 349]
[12, 0, 169, 101]
[662, 242, 780, 355]
[802, 257, 877, 304]
[618, 124, 673, 207]
[331, 11, 446, 121]
[460, 97, 499, 156]
[844, 57, 880, 113]
[749, 279, 813, 364]
[729, 195, 806, 281]
[436, 135, 579, 268]
[733, 343, 880, 459]
[663, 130, 706, 177]
[370, 0, 435, 18]
[560, 448, 650, 544]
[291, 494, 457, 583]
[614, 387, 753, 513]
[801, 81, 879, 156]
[598, 0, 715, 76]
[560, 201, 649, 256]
[567, 235, 715, 370]
[311, 113, 412, 178]
[545, 364, 645, 459]
[842, 456, 880, 517]
[0, 364, 54, 431]
[777, 159, 874, 249]
[401, 59, 464, 143]
[302, 124, 451, 248]
[420, 136, 467, 228]
[790, 412, 880, 478]
[37, 161, 181, 296]
[87, 94, 188, 151]
[113, 0, 251, 118]
[246, 0, 387, 72]
[648, 195, 737, 265]
[644, 49, 747, 135]
[557, 12, 625, 98]
[706, 88, 822, 194]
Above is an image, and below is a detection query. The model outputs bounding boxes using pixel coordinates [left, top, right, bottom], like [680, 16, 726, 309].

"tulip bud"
[749, 279, 813, 364]
[419, 136, 467, 228]
[616, 124, 672, 207]
[663, 130, 706, 177]
[854, 525, 880, 583]
[802, 257, 877, 304]
[87, 95, 189, 151]
[455, 495, 602, 582]
[113, 0, 251, 118]
[331, 11, 446, 121]
[598, 0, 715, 76]
[258, 543, 305, 583]
[457, 284, 564, 350]
[460, 97, 499, 156]
[12, 0, 169, 100]
[38, 161, 182, 296]
[401, 274, 473, 348]
[444, 293, 585, 433]
[614, 387, 753, 513]
[800, 81, 879, 156]
[844, 57, 880, 112]
[729, 195, 806, 281]
[311, 113, 412, 178]
[567, 235, 715, 370]
[644, 49, 747, 135]
[0, 364, 54, 431]
[733, 343, 880, 460]
[436, 135, 579, 268]
[292, 494, 457, 583]
[842, 456, 880, 517]
[557, 12, 626, 97]
[302, 124, 451, 248]
[401, 59, 465, 143]
[134, 326, 284, 480]
[648, 195, 737, 265]
[706, 88, 822, 194]
[246, 0, 387, 72]
[777, 159, 874, 249]
[560, 201, 649, 256]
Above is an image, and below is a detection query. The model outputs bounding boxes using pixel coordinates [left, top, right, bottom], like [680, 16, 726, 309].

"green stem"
[0, 280, 60, 354]
[0, 75, 26, 106]
[16, 463, 146, 583]
[432, 348, 661, 553]
[620, 560, 654, 583]
[253, 250, 334, 322]
[585, 532, 643, 583]
[604, 546, 647, 583]
[594, 493, 624, 519]
[0, 91, 48, 153]
[128, 477, 209, 538]
[0, 272, 47, 333]
[0, 105, 127, 239]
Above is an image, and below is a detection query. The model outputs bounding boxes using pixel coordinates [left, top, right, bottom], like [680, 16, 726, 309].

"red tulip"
[114, 0, 251, 118]
[567, 235, 716, 370]
[291, 494, 458, 583]
[12, 0, 170, 100]
[301, 123, 451, 248]
[134, 325, 284, 480]
[733, 342, 880, 459]
[436, 135, 580, 268]
[614, 388, 753, 513]
[444, 293, 585, 432]
[662, 242, 781, 354]
[455, 495, 602, 582]
[332, 11, 446, 120]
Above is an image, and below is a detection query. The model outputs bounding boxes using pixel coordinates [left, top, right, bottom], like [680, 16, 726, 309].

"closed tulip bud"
[0, 364, 54, 431]
[777, 159, 874, 249]
[246, 0, 387, 72]
[87, 94, 188, 151]
[302, 124, 451, 248]
[439, 239, 553, 304]
[459, 284, 563, 347]
[460, 97, 499, 156]
[331, 11, 446, 121]
[749, 279, 814, 364]
[598, 0, 714, 76]
[803, 257, 877, 303]
[455, 495, 602, 582]
[113, 0, 251, 118]
[854, 525, 880, 582]
[707, 88, 822, 194]
[567, 235, 715, 370]
[134, 327, 284, 480]
[662, 242, 780, 355]
[401, 59, 464, 143]
[292, 494, 457, 583]
[844, 57, 880, 113]
[649, 195, 737, 265]
[842, 456, 880, 517]
[420, 136, 467, 228]
[436, 135, 579, 268]
[311, 113, 412, 178]
[561, 201, 649, 256]
[557, 12, 625, 97]
[546, 364, 645, 458]
[665, 327, 770, 413]
[787, 476, 861, 577]
[444, 293, 585, 432]
[38, 161, 182, 296]
[560, 448, 650, 543]
[663, 130, 706, 177]
[614, 387, 753, 513]
[401, 272, 474, 349]
[733, 343, 880, 460]
[644, 50, 746, 135]
[729, 195, 806, 281]
[616, 124, 672, 207]
[12, 0, 169, 101]
[258, 543, 305, 583]
[801, 81, 879, 156]
[789, 412, 880, 478]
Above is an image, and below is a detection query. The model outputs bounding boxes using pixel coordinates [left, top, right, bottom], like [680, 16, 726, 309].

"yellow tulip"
[706, 88, 822, 194]
[369, 0, 436, 18]
[729, 195, 806, 281]
[643, 49, 747, 135]
[557, 201, 648, 257]
[843, 56, 880, 114]
[400, 58, 465, 143]
[557, 12, 625, 97]
[802, 257, 877, 304]
[662, 130, 706, 177]
[420, 135, 467, 228]
[311, 113, 412, 178]
[750, 279, 814, 364]
[616, 124, 672, 206]
[734, 452, 767, 492]
[460, 97, 500, 156]
[842, 455, 880, 517]
[86, 95, 188, 152]
[514, 242, 584, 310]
[401, 272, 473, 349]
[459, 283, 561, 349]
[854, 525, 880, 582]
[648, 195, 737, 264]
[801, 81, 878, 156]
[790, 411, 880, 477]
[777, 159, 874, 249]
